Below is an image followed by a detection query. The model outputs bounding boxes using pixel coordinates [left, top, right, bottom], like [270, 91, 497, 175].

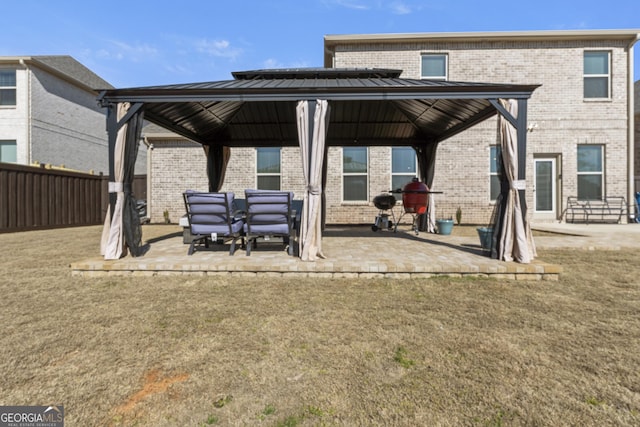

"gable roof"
[0, 55, 113, 91]
[98, 68, 539, 148]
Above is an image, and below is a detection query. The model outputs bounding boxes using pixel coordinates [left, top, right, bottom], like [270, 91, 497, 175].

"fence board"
[0, 163, 146, 233]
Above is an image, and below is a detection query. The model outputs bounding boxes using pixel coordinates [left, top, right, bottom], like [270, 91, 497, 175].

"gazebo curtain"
[414, 142, 438, 233]
[496, 99, 536, 263]
[204, 144, 231, 192]
[297, 99, 330, 261]
[101, 102, 145, 259]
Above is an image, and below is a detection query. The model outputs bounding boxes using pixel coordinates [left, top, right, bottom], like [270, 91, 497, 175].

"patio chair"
[244, 189, 296, 256]
[183, 191, 245, 256]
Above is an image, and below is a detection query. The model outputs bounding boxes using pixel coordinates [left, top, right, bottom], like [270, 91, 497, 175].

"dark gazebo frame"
[97, 68, 539, 262]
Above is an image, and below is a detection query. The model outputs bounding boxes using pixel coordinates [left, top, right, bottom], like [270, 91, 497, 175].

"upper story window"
[490, 145, 503, 201]
[421, 54, 447, 80]
[577, 145, 604, 200]
[583, 51, 610, 99]
[0, 140, 17, 163]
[343, 147, 368, 201]
[256, 147, 281, 190]
[0, 70, 17, 106]
[391, 147, 417, 200]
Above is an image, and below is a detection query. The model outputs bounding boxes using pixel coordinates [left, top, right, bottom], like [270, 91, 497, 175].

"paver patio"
[71, 225, 567, 280]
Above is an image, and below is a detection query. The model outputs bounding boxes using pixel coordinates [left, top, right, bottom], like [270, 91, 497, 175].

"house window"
[0, 70, 17, 106]
[577, 145, 604, 200]
[343, 147, 368, 201]
[583, 51, 610, 99]
[391, 147, 417, 200]
[0, 140, 17, 163]
[490, 145, 503, 201]
[421, 54, 447, 80]
[256, 147, 281, 190]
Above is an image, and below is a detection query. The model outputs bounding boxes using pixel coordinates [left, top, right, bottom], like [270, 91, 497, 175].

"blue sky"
[2, 0, 639, 87]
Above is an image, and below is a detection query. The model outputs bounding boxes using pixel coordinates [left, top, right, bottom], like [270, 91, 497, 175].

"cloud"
[324, 0, 416, 15]
[195, 38, 243, 60]
[323, 0, 371, 10]
[262, 58, 311, 70]
[96, 40, 159, 62]
[390, 1, 412, 14]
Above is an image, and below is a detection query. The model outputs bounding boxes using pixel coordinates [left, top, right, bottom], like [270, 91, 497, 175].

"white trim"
[342, 146, 369, 202]
[583, 50, 611, 100]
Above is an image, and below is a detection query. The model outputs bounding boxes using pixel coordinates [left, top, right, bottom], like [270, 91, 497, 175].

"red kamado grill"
[396, 178, 429, 235]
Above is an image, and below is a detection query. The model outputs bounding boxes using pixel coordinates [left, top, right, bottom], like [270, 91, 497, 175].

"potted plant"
[436, 217, 454, 235]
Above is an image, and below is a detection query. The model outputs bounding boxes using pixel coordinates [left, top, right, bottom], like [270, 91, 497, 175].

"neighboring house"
[145, 29, 639, 225]
[0, 55, 145, 175]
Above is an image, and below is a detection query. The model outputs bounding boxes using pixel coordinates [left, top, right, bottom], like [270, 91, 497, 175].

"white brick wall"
[149, 35, 633, 225]
[333, 38, 631, 224]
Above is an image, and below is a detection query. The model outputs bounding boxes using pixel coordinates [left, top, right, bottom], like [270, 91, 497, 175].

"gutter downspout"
[18, 59, 31, 165]
[627, 34, 639, 221]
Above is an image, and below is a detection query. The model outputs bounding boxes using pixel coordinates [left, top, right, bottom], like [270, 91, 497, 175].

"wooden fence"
[0, 163, 146, 233]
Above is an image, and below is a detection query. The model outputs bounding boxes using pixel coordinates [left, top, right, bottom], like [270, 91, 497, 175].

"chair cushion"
[244, 189, 293, 236]
[243, 222, 289, 235]
[193, 218, 243, 236]
[185, 191, 241, 236]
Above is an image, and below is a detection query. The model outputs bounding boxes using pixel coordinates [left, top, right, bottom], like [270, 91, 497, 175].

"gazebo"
[97, 68, 539, 263]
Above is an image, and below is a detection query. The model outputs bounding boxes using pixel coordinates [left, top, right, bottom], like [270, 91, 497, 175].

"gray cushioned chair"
[183, 191, 245, 255]
[243, 189, 296, 256]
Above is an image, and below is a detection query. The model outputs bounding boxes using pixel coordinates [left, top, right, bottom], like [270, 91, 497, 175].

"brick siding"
[148, 36, 633, 225]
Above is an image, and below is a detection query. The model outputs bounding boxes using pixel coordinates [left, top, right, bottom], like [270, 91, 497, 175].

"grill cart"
[371, 193, 397, 231]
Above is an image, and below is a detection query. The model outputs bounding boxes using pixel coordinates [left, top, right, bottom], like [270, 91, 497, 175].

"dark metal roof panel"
[99, 69, 539, 147]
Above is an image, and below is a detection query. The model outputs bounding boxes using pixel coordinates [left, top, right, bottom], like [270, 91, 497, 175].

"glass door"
[534, 158, 556, 216]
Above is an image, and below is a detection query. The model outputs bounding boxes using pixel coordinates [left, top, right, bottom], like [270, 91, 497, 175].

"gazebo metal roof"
[97, 68, 539, 147]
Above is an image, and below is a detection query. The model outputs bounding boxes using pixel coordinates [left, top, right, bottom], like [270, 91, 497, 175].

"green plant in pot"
[455, 207, 462, 225]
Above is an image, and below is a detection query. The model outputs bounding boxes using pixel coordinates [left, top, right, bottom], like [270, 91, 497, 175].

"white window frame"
[583, 51, 611, 100]
[490, 145, 502, 202]
[420, 53, 448, 81]
[256, 147, 281, 190]
[391, 147, 417, 199]
[0, 69, 17, 107]
[577, 144, 604, 200]
[342, 147, 369, 202]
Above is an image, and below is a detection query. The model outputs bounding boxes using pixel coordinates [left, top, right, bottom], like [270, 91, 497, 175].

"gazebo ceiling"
[97, 68, 539, 147]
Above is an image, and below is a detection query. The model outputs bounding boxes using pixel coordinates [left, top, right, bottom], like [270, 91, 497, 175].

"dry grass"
[0, 225, 639, 426]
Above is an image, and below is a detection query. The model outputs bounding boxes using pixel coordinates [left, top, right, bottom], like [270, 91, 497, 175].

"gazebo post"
[516, 98, 528, 224]
[105, 102, 118, 221]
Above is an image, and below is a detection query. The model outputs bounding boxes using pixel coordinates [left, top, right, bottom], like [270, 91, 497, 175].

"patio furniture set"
[183, 189, 298, 256]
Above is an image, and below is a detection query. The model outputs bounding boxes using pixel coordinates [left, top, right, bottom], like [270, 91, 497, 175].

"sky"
[2, 0, 639, 87]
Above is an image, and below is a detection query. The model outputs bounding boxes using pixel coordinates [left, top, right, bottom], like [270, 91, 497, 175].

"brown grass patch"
[112, 369, 189, 425]
[0, 225, 639, 426]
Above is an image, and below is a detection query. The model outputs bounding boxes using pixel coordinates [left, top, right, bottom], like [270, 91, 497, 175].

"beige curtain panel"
[497, 99, 536, 263]
[101, 102, 130, 260]
[297, 99, 330, 261]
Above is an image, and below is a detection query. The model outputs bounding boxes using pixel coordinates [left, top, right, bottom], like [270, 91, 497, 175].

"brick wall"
[149, 36, 633, 225]
[29, 67, 147, 175]
[333, 38, 631, 223]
